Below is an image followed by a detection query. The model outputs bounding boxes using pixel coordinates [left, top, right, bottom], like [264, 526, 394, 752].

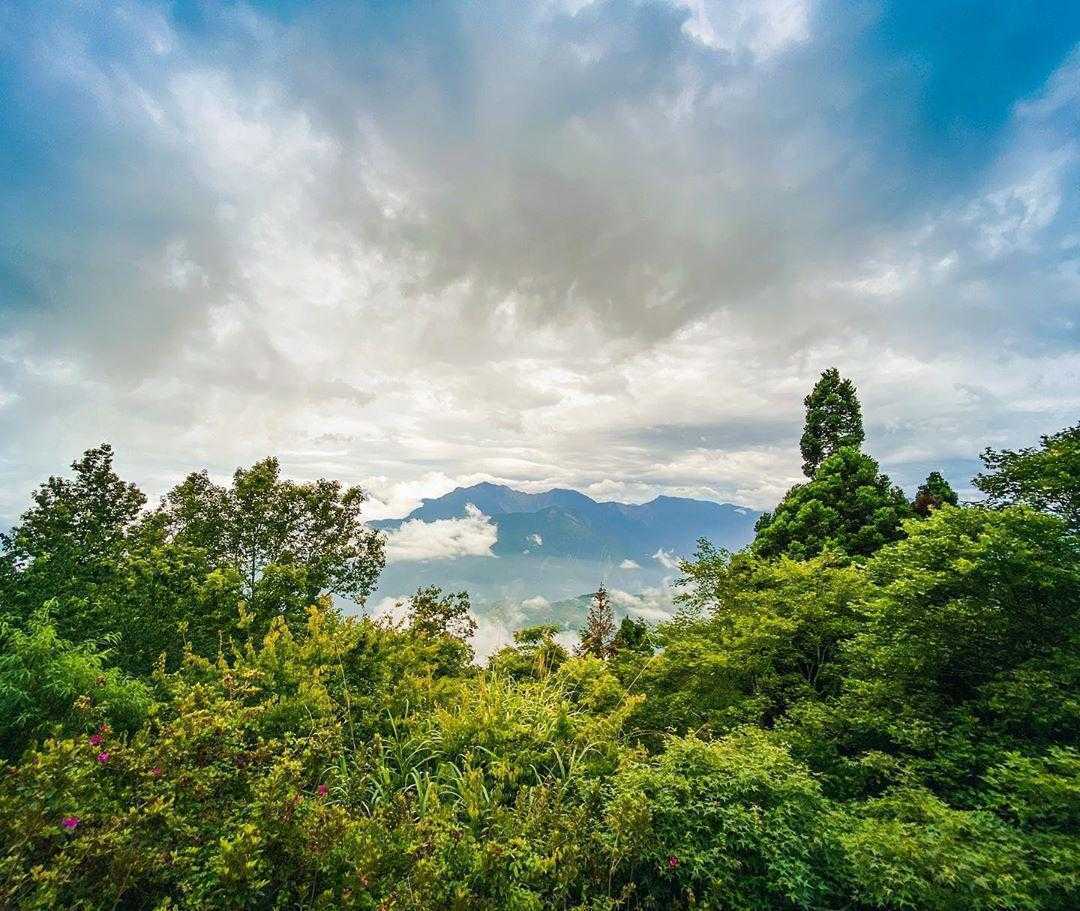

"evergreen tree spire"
[799, 368, 865, 477]
[577, 584, 616, 658]
[913, 471, 959, 517]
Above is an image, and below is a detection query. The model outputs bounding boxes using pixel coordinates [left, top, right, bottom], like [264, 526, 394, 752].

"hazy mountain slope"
[372, 483, 760, 559]
[368, 484, 760, 607]
[371, 482, 598, 524]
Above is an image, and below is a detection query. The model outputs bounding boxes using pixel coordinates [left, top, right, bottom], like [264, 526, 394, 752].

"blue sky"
[0, 0, 1078, 524]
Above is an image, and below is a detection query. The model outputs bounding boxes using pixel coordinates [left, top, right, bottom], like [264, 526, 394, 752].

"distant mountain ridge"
[371, 482, 760, 561]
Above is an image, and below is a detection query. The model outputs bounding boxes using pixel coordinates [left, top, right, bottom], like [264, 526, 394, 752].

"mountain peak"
[374, 483, 761, 559]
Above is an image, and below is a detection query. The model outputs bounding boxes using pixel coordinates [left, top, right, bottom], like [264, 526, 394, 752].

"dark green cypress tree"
[799, 368, 865, 477]
[913, 471, 959, 517]
[611, 615, 650, 655]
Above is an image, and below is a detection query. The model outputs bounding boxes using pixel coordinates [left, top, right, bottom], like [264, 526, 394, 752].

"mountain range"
[372, 482, 759, 560]
[368, 483, 761, 609]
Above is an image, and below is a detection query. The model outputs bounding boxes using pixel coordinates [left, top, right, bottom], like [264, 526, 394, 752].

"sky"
[1, 0, 1078, 527]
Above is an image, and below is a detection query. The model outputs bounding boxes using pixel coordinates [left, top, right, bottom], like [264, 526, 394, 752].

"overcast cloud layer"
[1, 0, 1078, 526]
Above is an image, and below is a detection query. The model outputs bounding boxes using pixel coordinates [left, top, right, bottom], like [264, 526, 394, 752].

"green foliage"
[0, 445, 147, 647]
[406, 587, 476, 642]
[1, 446, 387, 675]
[913, 470, 959, 516]
[0, 445, 145, 590]
[2, 413, 1079, 909]
[836, 786, 1054, 911]
[799, 367, 864, 477]
[975, 422, 1080, 531]
[605, 731, 838, 909]
[488, 625, 569, 681]
[0, 607, 631, 910]
[849, 506, 1079, 713]
[636, 546, 865, 740]
[611, 616, 650, 656]
[0, 611, 152, 761]
[162, 457, 386, 632]
[403, 586, 478, 674]
[753, 447, 910, 560]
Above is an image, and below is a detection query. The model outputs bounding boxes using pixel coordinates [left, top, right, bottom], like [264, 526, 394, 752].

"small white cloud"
[528, 533, 543, 546]
[369, 594, 408, 623]
[472, 616, 517, 662]
[678, 0, 812, 59]
[383, 508, 497, 562]
[652, 549, 681, 570]
[521, 595, 551, 611]
[607, 586, 678, 622]
[619, 559, 641, 570]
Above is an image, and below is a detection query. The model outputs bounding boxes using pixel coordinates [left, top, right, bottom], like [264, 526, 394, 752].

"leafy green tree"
[405, 585, 477, 671]
[577, 584, 615, 658]
[0, 445, 146, 633]
[406, 586, 476, 642]
[836, 786, 1054, 911]
[488, 625, 568, 680]
[3, 425, 1080, 911]
[786, 504, 1080, 799]
[106, 519, 245, 672]
[611, 614, 651, 655]
[753, 448, 910, 560]
[605, 731, 838, 909]
[636, 546, 866, 739]
[974, 423, 1080, 532]
[800, 367, 864, 477]
[913, 470, 959, 517]
[849, 505, 1079, 712]
[1, 449, 257, 672]
[161, 457, 386, 632]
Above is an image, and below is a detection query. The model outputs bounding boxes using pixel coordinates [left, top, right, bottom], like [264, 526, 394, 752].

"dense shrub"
[1, 410, 1077, 909]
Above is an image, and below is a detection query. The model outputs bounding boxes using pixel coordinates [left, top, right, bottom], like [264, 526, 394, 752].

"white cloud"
[607, 586, 678, 622]
[472, 616, 517, 661]
[383, 504, 498, 562]
[652, 549, 681, 571]
[369, 594, 408, 623]
[678, 0, 812, 59]
[0, 1, 1077, 530]
[619, 559, 641, 569]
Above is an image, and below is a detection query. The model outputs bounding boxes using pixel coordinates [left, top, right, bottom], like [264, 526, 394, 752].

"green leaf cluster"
[1, 378, 1077, 909]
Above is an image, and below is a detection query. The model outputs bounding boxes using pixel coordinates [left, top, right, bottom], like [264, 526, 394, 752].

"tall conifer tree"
[913, 471, 959, 517]
[799, 368, 864, 477]
[577, 584, 616, 658]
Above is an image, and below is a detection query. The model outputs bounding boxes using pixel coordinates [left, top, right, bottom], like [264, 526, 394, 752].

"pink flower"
[61, 816, 79, 830]
[316, 784, 329, 797]
[97, 751, 110, 764]
[151, 766, 163, 779]
[88, 733, 103, 747]
[667, 855, 679, 870]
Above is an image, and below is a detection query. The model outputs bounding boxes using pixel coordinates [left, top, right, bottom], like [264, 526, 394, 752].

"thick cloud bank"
[1, 1, 1078, 524]
[383, 505, 498, 562]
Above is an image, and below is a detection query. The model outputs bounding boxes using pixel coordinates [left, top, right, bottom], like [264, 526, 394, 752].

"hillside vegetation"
[1, 370, 1077, 910]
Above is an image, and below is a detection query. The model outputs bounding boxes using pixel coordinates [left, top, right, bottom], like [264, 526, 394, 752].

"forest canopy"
[0, 370, 1077, 910]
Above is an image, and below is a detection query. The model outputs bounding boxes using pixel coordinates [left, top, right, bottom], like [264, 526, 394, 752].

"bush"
[0, 610, 152, 761]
